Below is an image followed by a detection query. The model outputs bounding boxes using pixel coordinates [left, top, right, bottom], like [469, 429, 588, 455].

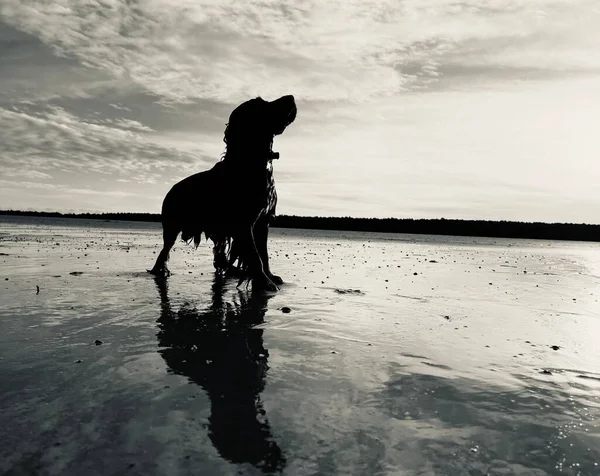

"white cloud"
[2, 0, 598, 104]
[0, 167, 52, 180]
[0, 104, 211, 178]
[1, 1, 600, 221]
[0, 178, 159, 213]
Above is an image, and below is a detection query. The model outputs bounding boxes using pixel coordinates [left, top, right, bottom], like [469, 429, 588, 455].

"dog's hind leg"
[211, 235, 230, 274]
[224, 238, 246, 277]
[148, 223, 179, 276]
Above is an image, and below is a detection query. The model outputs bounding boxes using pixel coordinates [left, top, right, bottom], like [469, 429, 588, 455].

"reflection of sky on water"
[376, 368, 599, 474]
[0, 218, 599, 475]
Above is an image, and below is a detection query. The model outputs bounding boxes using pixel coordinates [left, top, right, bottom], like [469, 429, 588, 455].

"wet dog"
[149, 95, 297, 291]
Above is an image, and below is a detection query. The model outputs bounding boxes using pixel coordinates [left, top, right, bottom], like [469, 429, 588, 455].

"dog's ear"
[229, 98, 266, 125]
[223, 96, 295, 159]
[224, 98, 273, 149]
[224, 98, 266, 143]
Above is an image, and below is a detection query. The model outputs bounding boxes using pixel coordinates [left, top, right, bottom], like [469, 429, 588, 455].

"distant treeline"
[273, 215, 600, 242]
[0, 210, 161, 222]
[1, 209, 600, 242]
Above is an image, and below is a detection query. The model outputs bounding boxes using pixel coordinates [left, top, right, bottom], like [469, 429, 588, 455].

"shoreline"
[2, 210, 600, 243]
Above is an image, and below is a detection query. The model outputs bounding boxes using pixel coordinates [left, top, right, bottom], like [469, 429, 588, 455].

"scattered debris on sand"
[94, 340, 103, 345]
[334, 288, 364, 295]
[550, 345, 560, 351]
[69, 271, 84, 276]
[281, 307, 291, 313]
[36, 285, 39, 295]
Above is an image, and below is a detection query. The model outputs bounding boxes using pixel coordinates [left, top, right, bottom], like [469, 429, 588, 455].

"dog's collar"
[221, 149, 279, 164]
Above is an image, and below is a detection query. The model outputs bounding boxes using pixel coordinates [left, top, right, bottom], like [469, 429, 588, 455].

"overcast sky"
[1, 0, 600, 222]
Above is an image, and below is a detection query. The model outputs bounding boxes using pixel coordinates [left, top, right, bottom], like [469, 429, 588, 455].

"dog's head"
[223, 95, 297, 162]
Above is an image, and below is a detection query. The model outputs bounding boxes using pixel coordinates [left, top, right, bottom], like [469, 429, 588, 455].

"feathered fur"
[148, 95, 297, 291]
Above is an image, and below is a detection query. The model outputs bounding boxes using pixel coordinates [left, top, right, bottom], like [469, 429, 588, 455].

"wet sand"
[1, 216, 599, 476]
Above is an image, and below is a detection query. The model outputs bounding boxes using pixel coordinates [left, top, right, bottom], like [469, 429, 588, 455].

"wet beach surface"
[1, 216, 599, 476]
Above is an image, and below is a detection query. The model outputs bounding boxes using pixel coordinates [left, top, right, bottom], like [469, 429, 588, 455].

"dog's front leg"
[253, 216, 282, 286]
[237, 227, 279, 292]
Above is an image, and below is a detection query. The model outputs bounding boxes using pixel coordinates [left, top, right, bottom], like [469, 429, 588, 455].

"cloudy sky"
[1, 0, 599, 222]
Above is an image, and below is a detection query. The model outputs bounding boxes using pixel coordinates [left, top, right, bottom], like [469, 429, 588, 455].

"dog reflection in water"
[154, 276, 285, 473]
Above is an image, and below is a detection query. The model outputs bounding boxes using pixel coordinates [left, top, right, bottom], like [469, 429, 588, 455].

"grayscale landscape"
[1, 216, 599, 475]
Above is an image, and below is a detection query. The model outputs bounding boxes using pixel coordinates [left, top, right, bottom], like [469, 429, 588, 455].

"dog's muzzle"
[271, 95, 297, 134]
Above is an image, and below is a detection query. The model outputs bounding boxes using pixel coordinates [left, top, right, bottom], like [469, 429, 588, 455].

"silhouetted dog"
[149, 95, 297, 291]
[154, 276, 286, 474]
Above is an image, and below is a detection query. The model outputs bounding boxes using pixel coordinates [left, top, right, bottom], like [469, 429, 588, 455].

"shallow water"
[1, 216, 599, 476]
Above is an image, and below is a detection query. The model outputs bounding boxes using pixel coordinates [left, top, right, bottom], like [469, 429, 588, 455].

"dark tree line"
[0, 210, 162, 222]
[1, 210, 600, 242]
[273, 215, 600, 242]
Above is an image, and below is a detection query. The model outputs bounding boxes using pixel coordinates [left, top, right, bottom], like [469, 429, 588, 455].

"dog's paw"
[270, 274, 284, 286]
[253, 275, 279, 292]
[263, 281, 279, 292]
[147, 268, 171, 277]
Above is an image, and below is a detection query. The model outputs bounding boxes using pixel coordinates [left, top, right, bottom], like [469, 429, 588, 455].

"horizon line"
[1, 209, 599, 227]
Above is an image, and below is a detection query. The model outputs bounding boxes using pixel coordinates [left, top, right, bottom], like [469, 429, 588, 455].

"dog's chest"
[264, 161, 277, 217]
[226, 160, 277, 220]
